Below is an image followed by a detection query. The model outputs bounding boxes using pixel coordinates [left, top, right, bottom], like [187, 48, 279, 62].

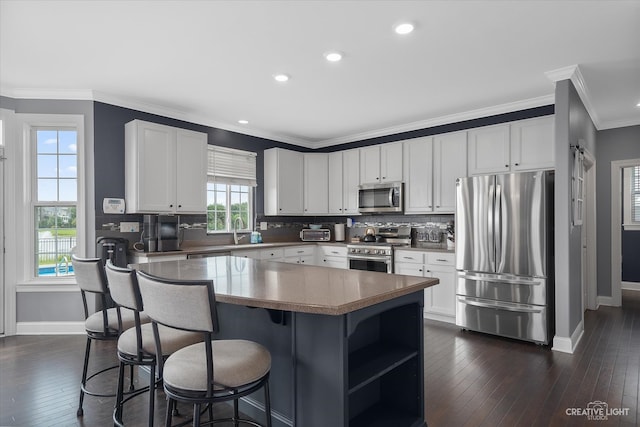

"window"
[206, 146, 257, 233]
[623, 166, 640, 230]
[33, 128, 78, 277]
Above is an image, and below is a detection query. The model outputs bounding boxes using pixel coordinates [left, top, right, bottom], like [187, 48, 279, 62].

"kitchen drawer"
[456, 296, 549, 344]
[426, 252, 455, 266]
[260, 248, 284, 260]
[283, 246, 314, 258]
[317, 245, 347, 257]
[232, 249, 261, 259]
[394, 250, 425, 264]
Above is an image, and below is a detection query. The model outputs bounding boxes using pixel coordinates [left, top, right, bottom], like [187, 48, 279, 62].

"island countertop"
[132, 256, 438, 315]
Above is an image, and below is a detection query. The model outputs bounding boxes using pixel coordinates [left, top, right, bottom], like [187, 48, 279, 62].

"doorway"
[611, 158, 640, 307]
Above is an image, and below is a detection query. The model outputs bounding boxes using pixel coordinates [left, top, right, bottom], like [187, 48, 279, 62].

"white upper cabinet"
[125, 120, 207, 214]
[510, 116, 555, 171]
[175, 129, 208, 213]
[403, 137, 433, 213]
[264, 148, 304, 215]
[304, 153, 329, 215]
[467, 124, 511, 175]
[403, 132, 467, 214]
[433, 131, 467, 212]
[342, 148, 360, 215]
[360, 142, 403, 184]
[468, 116, 555, 175]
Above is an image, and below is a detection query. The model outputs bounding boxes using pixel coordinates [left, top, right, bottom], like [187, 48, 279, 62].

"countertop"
[129, 241, 454, 258]
[132, 256, 439, 315]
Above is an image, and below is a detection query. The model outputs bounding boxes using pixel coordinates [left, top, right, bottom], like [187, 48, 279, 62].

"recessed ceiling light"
[325, 51, 343, 62]
[394, 22, 414, 35]
[637, 101, 640, 107]
[238, 119, 249, 125]
[274, 74, 289, 82]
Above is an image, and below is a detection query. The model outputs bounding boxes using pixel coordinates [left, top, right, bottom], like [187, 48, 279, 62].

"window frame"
[19, 114, 86, 285]
[623, 166, 640, 231]
[206, 182, 253, 233]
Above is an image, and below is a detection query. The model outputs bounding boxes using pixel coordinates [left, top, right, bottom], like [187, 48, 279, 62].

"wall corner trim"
[552, 320, 584, 353]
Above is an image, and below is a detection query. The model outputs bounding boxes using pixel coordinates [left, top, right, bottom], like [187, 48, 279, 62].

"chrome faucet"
[233, 217, 246, 245]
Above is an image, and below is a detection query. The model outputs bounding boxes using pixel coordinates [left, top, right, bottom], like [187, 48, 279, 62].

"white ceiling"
[1, 0, 639, 148]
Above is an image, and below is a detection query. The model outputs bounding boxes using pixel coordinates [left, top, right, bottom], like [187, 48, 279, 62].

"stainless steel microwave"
[358, 182, 403, 213]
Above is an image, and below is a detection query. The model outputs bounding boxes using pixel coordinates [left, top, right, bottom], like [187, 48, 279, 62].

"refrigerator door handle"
[488, 184, 496, 271]
[457, 296, 544, 313]
[458, 273, 543, 286]
[495, 183, 502, 270]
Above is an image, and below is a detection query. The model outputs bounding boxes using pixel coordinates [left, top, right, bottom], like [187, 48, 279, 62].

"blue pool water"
[39, 265, 74, 276]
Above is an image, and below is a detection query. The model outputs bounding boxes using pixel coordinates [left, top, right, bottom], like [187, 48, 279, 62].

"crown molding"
[2, 87, 558, 149]
[545, 64, 603, 130]
[91, 91, 316, 148]
[0, 87, 314, 147]
[598, 116, 640, 130]
[309, 94, 555, 148]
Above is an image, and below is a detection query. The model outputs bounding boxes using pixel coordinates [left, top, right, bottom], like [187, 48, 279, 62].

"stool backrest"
[105, 261, 143, 312]
[71, 255, 108, 294]
[137, 270, 218, 334]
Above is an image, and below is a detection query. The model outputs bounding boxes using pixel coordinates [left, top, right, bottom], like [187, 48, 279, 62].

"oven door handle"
[347, 255, 391, 263]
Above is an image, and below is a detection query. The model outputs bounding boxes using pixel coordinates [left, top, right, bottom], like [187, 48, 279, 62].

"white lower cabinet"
[282, 246, 315, 264]
[394, 249, 456, 323]
[316, 245, 348, 269]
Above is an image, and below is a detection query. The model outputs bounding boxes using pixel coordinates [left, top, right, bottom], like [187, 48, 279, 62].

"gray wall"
[596, 125, 640, 293]
[553, 80, 596, 339]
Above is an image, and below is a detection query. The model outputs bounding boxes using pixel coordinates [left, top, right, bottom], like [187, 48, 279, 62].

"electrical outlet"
[120, 222, 139, 233]
[260, 221, 268, 230]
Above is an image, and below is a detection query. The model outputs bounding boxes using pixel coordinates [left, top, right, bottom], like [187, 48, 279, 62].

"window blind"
[633, 166, 640, 222]
[207, 145, 257, 186]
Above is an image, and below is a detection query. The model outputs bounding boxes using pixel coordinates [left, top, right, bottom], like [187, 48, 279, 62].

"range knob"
[364, 249, 370, 254]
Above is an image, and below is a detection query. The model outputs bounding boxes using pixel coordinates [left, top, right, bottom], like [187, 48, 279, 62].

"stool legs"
[77, 337, 92, 416]
[264, 379, 272, 427]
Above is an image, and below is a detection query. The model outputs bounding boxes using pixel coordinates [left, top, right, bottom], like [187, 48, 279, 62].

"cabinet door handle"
[297, 250, 304, 254]
[436, 259, 448, 262]
[169, 204, 173, 208]
[331, 251, 339, 254]
[505, 164, 509, 167]
[514, 163, 519, 166]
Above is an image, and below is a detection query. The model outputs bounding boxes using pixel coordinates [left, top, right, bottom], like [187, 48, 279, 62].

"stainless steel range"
[347, 226, 411, 274]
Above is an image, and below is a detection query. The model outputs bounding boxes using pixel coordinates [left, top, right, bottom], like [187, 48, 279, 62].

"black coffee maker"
[96, 237, 128, 267]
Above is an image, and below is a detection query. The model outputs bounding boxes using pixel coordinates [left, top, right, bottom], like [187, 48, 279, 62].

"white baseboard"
[16, 321, 85, 335]
[622, 281, 640, 291]
[552, 320, 584, 354]
[598, 295, 618, 307]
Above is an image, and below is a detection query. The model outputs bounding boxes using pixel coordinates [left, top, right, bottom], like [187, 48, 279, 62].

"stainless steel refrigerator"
[455, 171, 554, 344]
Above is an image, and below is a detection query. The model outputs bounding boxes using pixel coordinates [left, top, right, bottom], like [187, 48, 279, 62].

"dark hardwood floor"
[2, 291, 640, 426]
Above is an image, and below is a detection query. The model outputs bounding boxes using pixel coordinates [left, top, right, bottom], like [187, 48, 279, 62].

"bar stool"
[136, 270, 273, 427]
[71, 255, 146, 417]
[105, 261, 203, 427]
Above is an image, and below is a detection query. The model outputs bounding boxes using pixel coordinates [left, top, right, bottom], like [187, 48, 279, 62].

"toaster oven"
[300, 229, 331, 242]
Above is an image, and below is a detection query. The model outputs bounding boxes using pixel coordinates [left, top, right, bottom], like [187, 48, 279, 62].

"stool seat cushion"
[85, 307, 150, 334]
[163, 340, 271, 391]
[118, 324, 202, 357]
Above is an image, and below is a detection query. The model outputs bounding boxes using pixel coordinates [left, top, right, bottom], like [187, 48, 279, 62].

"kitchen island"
[133, 256, 438, 427]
